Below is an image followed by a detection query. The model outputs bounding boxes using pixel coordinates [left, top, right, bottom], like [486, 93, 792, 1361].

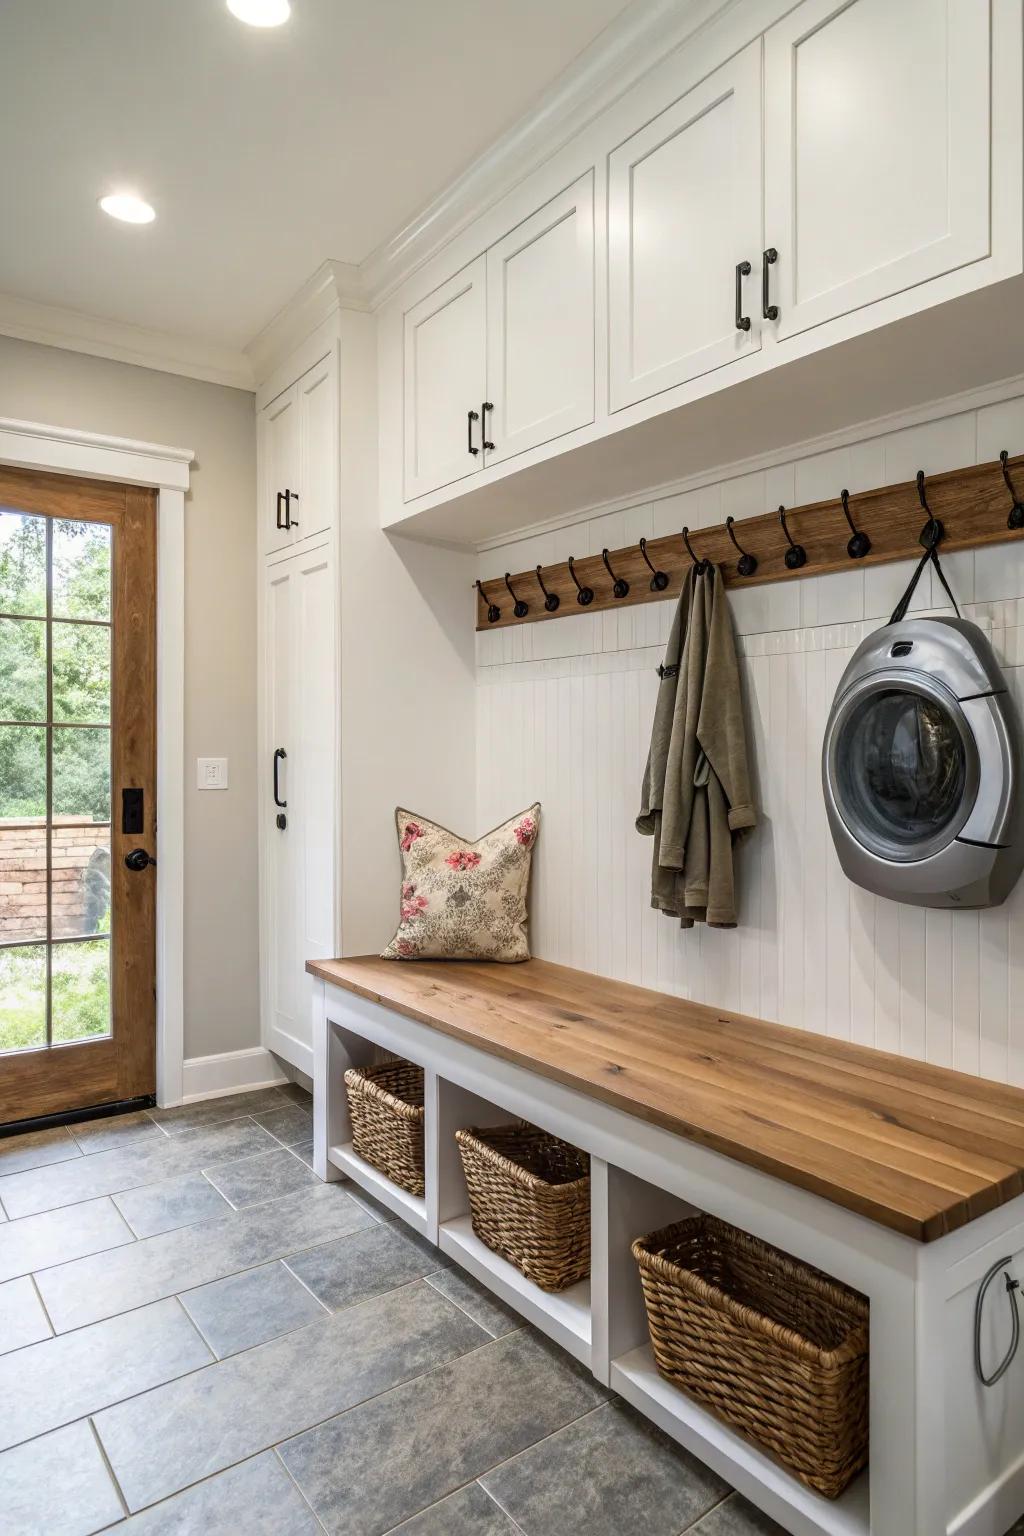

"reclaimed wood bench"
[308, 955, 1024, 1536]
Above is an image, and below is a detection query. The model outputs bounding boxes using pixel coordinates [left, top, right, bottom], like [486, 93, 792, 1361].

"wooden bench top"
[308, 954, 1024, 1242]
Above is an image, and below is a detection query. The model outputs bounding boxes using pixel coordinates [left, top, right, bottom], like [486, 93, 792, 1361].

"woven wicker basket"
[456, 1123, 590, 1292]
[343, 1060, 425, 1196]
[632, 1215, 869, 1499]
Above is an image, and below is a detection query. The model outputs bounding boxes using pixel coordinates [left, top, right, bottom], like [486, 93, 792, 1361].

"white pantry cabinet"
[402, 177, 595, 500]
[608, 44, 762, 411]
[260, 352, 337, 555]
[764, 0, 992, 341]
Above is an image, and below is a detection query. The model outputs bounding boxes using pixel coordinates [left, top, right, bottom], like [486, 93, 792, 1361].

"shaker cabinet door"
[296, 354, 336, 543]
[764, 0, 991, 341]
[403, 256, 487, 501]
[485, 173, 595, 465]
[608, 42, 763, 411]
[262, 383, 300, 555]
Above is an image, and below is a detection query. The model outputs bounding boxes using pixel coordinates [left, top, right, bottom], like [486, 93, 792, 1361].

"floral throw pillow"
[381, 804, 540, 963]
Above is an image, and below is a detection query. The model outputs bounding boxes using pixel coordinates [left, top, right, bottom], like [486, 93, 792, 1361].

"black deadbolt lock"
[124, 848, 155, 872]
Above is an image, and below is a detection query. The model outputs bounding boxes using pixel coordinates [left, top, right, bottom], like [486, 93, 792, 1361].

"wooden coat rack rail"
[475, 451, 1024, 631]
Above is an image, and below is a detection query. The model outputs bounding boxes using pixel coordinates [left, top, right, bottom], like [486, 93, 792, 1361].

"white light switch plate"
[197, 757, 229, 790]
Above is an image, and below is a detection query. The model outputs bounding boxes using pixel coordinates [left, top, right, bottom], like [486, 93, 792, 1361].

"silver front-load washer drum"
[822, 618, 1024, 908]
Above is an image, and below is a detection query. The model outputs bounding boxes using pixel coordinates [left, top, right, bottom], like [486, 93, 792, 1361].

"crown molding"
[0, 291, 254, 391]
[245, 259, 366, 384]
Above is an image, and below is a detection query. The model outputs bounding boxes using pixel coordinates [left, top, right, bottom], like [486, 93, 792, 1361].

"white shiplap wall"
[476, 385, 1024, 1085]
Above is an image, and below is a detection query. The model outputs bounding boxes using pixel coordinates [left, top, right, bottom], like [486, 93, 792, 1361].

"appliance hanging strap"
[888, 545, 961, 625]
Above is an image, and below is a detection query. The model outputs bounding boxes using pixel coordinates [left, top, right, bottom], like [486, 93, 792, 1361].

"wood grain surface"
[309, 954, 1024, 1241]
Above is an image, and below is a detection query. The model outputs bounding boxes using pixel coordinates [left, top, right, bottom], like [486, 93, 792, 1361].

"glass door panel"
[0, 507, 112, 1055]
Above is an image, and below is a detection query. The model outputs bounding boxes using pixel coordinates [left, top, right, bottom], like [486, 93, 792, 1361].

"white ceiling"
[0, 0, 632, 352]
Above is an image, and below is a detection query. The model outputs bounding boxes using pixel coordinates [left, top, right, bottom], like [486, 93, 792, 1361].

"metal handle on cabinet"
[735, 260, 752, 332]
[273, 747, 287, 809]
[481, 401, 495, 452]
[762, 247, 779, 322]
[284, 489, 299, 528]
[276, 491, 286, 530]
[467, 409, 480, 456]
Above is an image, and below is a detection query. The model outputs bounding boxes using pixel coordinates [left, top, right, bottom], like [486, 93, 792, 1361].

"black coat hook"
[639, 537, 669, 591]
[916, 470, 943, 550]
[504, 572, 528, 619]
[568, 555, 594, 607]
[725, 516, 758, 577]
[1001, 451, 1024, 531]
[535, 565, 560, 613]
[602, 548, 630, 599]
[840, 489, 871, 559]
[778, 505, 806, 570]
[475, 580, 500, 624]
[682, 527, 710, 575]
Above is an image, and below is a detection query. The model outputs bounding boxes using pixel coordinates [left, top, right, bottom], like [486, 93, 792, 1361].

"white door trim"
[0, 414, 193, 1107]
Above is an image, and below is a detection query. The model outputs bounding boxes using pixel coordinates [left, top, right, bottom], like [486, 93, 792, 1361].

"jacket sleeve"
[696, 567, 756, 833]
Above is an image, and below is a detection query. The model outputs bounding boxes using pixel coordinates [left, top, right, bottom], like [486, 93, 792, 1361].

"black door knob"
[124, 848, 155, 872]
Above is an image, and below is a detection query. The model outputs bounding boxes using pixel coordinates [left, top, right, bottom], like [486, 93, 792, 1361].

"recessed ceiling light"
[227, 0, 291, 25]
[99, 193, 156, 225]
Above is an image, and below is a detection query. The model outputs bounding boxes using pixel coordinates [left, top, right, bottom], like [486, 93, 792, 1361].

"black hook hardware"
[840, 489, 871, 559]
[735, 260, 752, 332]
[762, 248, 779, 322]
[535, 565, 560, 613]
[568, 555, 594, 607]
[725, 516, 757, 577]
[681, 527, 709, 576]
[1001, 451, 1024, 531]
[916, 470, 943, 550]
[504, 572, 528, 619]
[602, 548, 630, 599]
[475, 579, 500, 624]
[639, 537, 669, 591]
[778, 505, 806, 570]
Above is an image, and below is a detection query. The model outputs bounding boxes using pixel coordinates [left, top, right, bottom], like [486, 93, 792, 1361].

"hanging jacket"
[637, 564, 756, 927]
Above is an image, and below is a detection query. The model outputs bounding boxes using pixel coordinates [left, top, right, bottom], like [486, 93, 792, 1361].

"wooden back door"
[0, 467, 156, 1124]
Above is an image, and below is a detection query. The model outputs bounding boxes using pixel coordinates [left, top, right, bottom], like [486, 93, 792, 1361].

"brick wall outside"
[0, 819, 110, 942]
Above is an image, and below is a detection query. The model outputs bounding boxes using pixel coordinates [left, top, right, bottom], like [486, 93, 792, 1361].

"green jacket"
[637, 565, 756, 927]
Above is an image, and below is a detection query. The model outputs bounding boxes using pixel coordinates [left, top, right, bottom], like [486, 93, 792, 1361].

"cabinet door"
[485, 174, 595, 464]
[764, 0, 991, 340]
[263, 560, 298, 1052]
[403, 256, 486, 501]
[262, 383, 300, 555]
[608, 43, 762, 412]
[292, 546, 336, 1016]
[297, 353, 336, 543]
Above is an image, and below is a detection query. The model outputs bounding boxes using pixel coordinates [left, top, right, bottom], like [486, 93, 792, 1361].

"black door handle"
[735, 260, 752, 331]
[273, 747, 287, 808]
[467, 409, 480, 456]
[481, 401, 494, 452]
[284, 489, 299, 528]
[762, 247, 779, 321]
[276, 491, 286, 530]
[125, 848, 155, 872]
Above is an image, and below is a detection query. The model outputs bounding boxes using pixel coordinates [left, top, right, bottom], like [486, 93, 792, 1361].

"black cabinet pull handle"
[276, 491, 286, 530]
[467, 409, 480, 456]
[762, 247, 779, 321]
[482, 401, 495, 452]
[284, 489, 299, 528]
[273, 747, 287, 809]
[735, 260, 752, 331]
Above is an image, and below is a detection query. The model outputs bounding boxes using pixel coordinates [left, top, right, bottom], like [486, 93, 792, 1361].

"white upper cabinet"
[262, 383, 300, 555]
[297, 354, 336, 543]
[609, 42, 763, 411]
[485, 174, 595, 464]
[764, 0, 991, 341]
[403, 256, 487, 501]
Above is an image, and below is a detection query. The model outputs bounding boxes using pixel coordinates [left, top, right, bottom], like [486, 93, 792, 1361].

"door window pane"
[53, 726, 110, 822]
[52, 622, 110, 724]
[52, 520, 111, 622]
[0, 617, 46, 722]
[0, 511, 46, 617]
[0, 944, 46, 1053]
[0, 819, 47, 944]
[0, 724, 46, 818]
[52, 829, 110, 939]
[51, 938, 111, 1044]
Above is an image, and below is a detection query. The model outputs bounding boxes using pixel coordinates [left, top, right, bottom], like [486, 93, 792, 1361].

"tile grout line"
[87, 1414, 131, 1521]
[273, 1446, 332, 1533]
[27, 1269, 57, 1337]
[422, 1268, 523, 1339]
[277, 1257, 335, 1316]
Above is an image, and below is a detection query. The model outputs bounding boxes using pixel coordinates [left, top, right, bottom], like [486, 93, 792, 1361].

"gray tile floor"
[0, 1085, 1015, 1536]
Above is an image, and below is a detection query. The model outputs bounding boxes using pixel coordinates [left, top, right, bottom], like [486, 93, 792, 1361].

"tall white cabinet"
[258, 342, 340, 1076]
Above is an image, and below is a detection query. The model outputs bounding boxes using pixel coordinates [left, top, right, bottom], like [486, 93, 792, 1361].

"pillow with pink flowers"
[381, 804, 540, 963]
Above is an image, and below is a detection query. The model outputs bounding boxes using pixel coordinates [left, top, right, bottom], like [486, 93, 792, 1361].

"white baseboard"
[180, 1046, 288, 1104]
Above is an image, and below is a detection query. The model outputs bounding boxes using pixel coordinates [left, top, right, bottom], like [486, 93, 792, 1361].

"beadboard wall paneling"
[476, 388, 1024, 1084]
